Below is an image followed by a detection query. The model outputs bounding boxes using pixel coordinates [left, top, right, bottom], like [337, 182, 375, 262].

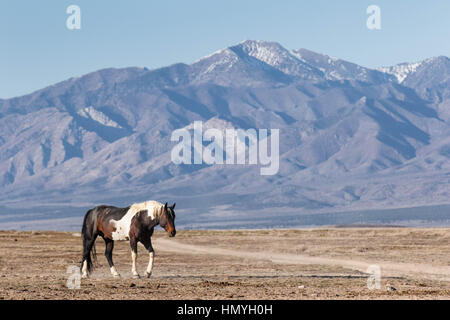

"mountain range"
[1, 40, 450, 230]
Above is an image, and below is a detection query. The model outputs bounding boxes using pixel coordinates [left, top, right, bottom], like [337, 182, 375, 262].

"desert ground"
[0, 228, 449, 300]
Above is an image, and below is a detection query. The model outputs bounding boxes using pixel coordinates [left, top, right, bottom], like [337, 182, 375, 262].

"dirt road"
[155, 237, 450, 280]
[0, 228, 449, 299]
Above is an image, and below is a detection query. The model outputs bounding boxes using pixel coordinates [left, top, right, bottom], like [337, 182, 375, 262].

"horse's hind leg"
[130, 237, 140, 278]
[81, 208, 99, 278]
[104, 239, 120, 278]
[81, 234, 97, 278]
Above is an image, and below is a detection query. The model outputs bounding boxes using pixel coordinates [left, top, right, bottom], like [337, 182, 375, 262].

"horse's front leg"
[142, 239, 155, 278]
[129, 237, 140, 278]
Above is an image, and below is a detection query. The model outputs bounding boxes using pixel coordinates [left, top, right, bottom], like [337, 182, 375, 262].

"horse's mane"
[129, 200, 164, 220]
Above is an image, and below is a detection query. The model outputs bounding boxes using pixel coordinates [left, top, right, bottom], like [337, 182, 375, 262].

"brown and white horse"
[80, 200, 176, 279]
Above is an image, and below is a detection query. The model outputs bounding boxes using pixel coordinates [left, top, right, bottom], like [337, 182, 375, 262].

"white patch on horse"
[81, 260, 88, 278]
[110, 266, 120, 277]
[110, 200, 163, 241]
[145, 252, 155, 278]
[131, 250, 138, 276]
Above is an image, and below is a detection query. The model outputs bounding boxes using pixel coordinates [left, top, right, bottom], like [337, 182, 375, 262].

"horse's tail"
[81, 208, 98, 273]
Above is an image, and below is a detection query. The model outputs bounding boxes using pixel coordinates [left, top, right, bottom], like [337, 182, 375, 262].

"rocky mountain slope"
[1, 40, 449, 228]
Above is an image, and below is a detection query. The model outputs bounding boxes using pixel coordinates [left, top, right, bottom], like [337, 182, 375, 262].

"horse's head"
[159, 202, 176, 237]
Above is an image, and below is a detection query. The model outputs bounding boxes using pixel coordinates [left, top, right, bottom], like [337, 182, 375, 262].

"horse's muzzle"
[170, 230, 176, 237]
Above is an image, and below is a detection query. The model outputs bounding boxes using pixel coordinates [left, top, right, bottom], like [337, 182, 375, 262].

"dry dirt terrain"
[0, 228, 449, 300]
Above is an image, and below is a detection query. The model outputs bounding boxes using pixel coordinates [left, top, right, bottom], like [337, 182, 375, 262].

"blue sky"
[1, 0, 449, 99]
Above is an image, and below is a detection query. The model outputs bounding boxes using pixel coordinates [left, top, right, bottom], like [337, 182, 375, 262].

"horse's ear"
[164, 202, 168, 211]
[171, 203, 176, 209]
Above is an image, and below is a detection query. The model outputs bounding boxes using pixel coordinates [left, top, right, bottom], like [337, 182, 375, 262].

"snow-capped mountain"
[237, 40, 323, 79]
[293, 48, 394, 83]
[1, 40, 449, 229]
[377, 61, 424, 83]
[378, 56, 450, 102]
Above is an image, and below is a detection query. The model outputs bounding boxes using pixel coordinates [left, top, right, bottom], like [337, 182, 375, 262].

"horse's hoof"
[132, 274, 140, 279]
[112, 274, 121, 278]
[144, 272, 152, 278]
[81, 273, 89, 279]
